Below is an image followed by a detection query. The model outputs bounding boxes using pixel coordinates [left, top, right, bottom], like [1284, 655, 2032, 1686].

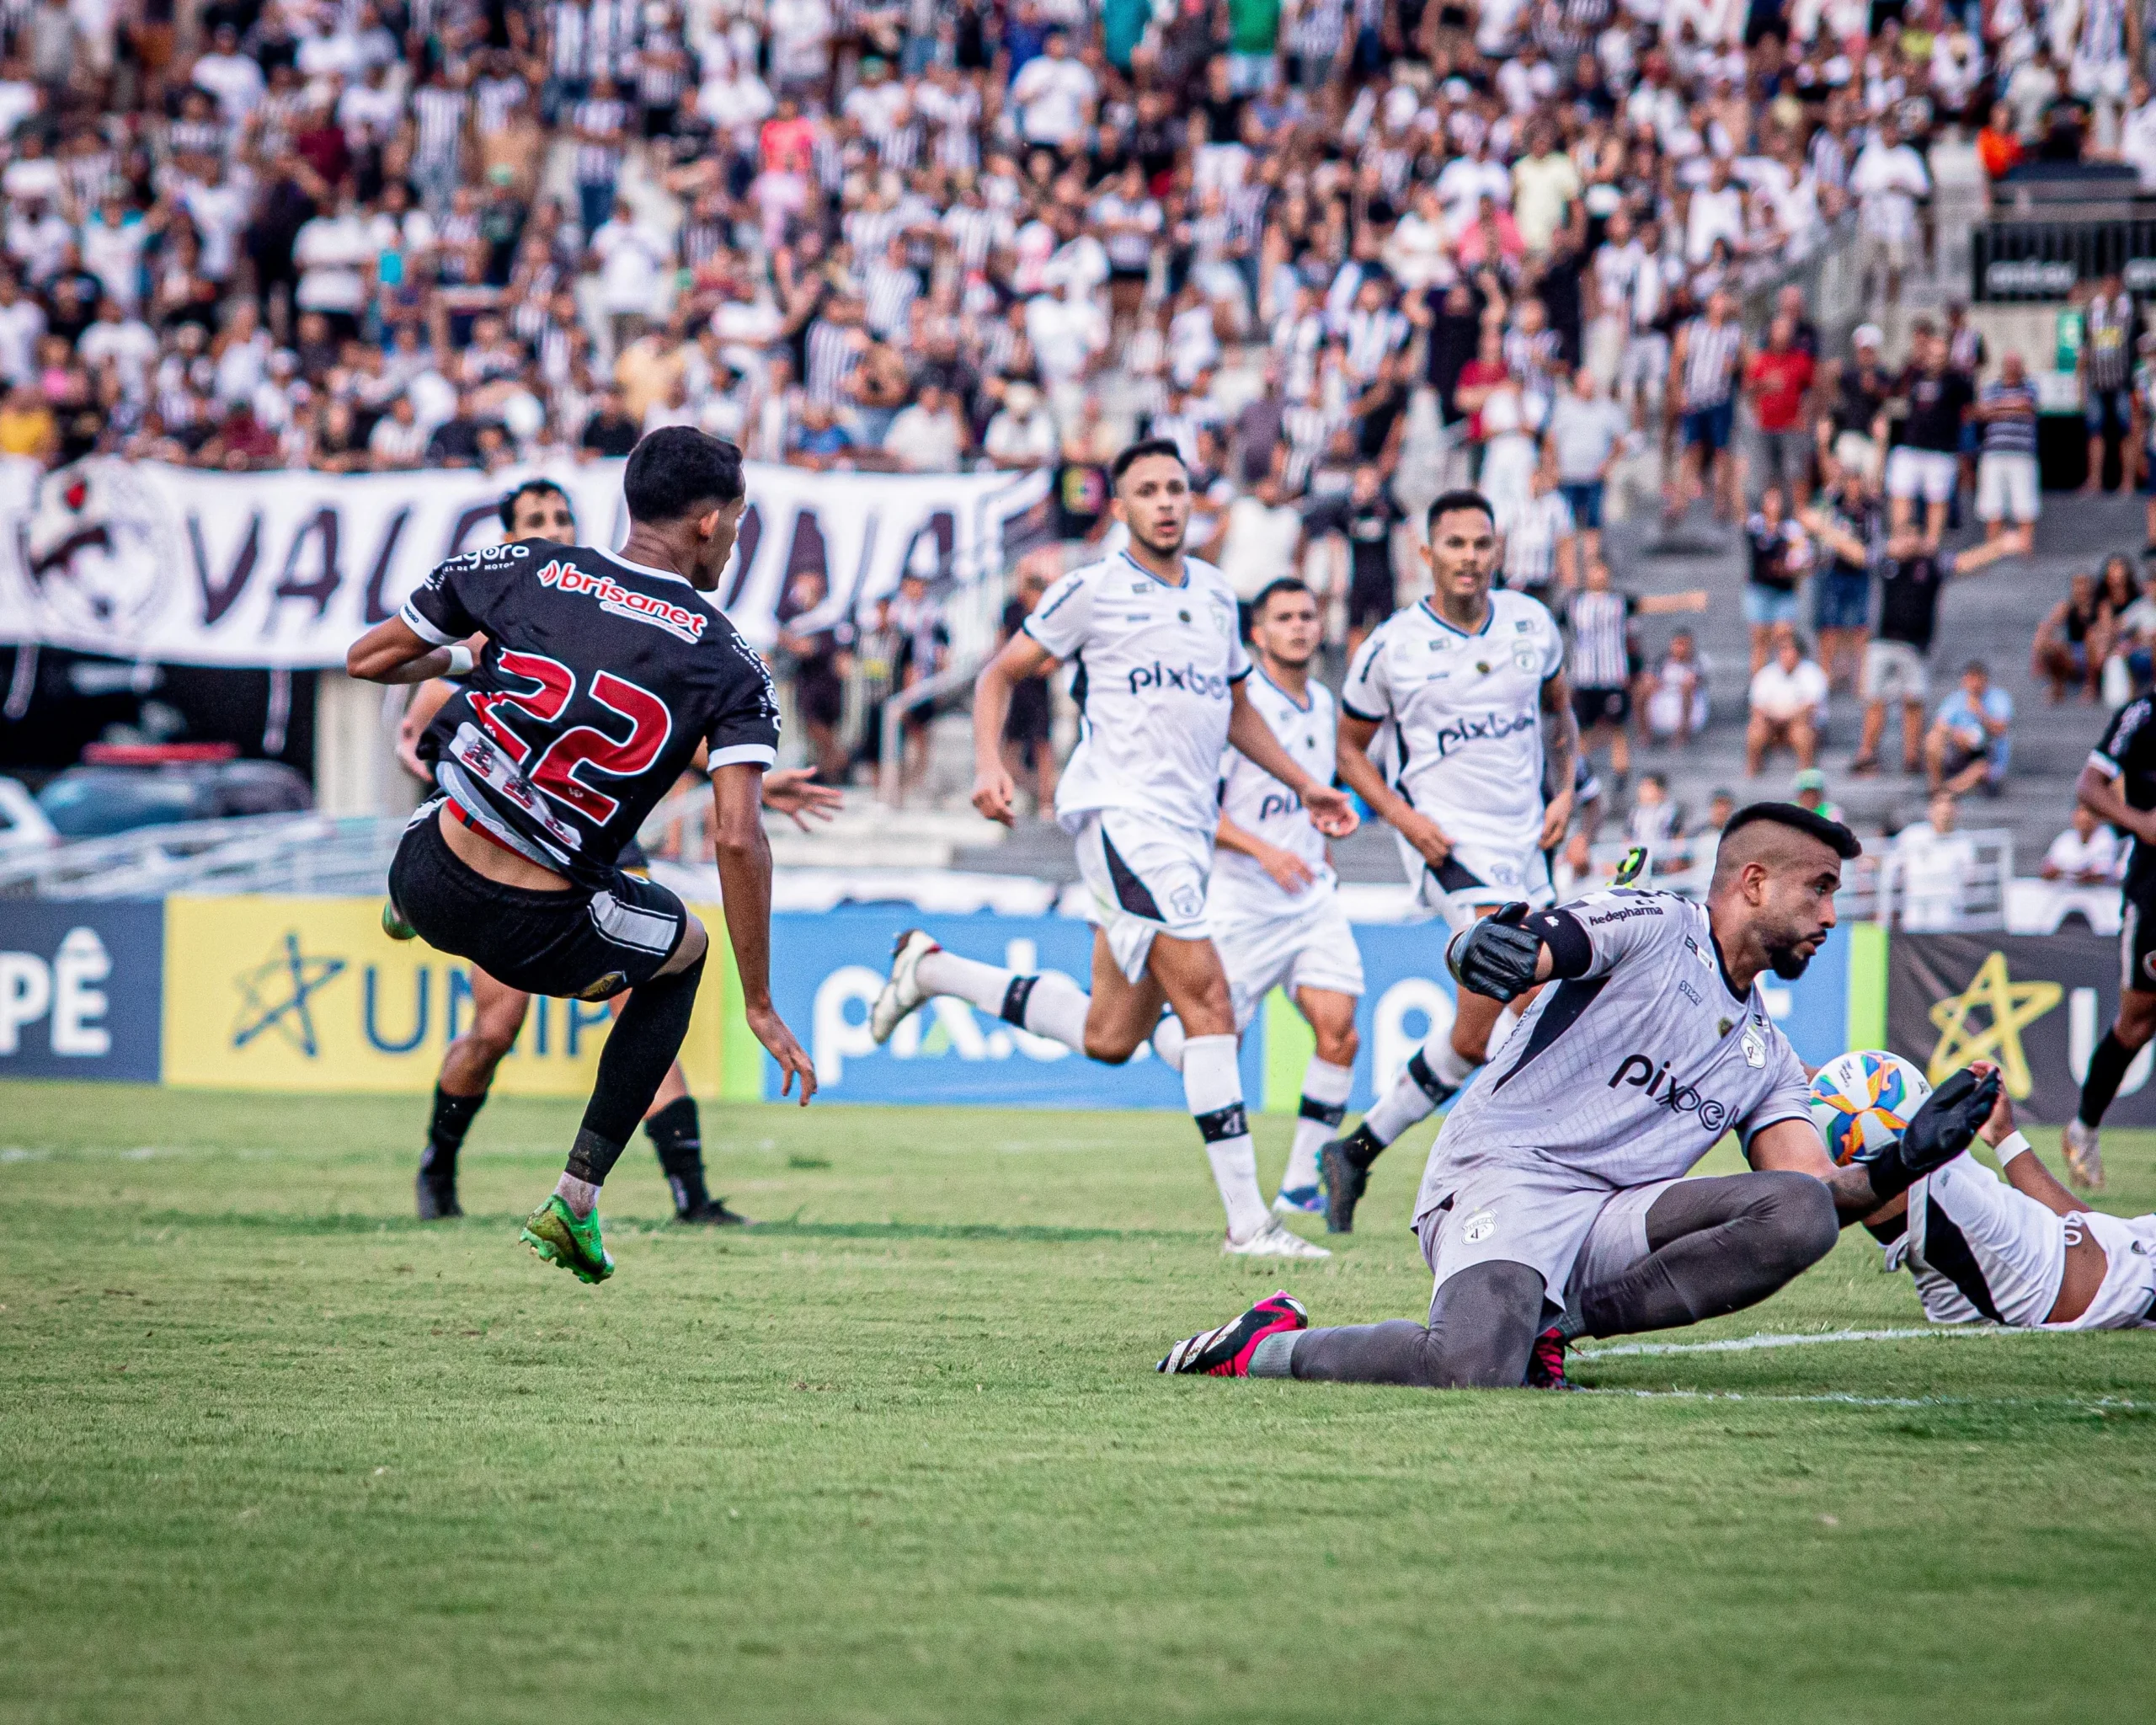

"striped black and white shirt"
[635, 29, 688, 108]
[1282, 401, 1347, 494]
[1566, 586, 1633, 690]
[1678, 316, 1743, 411]
[1501, 491, 1577, 595]
[805, 317, 862, 403]
[413, 85, 469, 165]
[862, 258, 919, 339]
[1977, 380, 2038, 456]
[547, 0, 590, 80]
[474, 73, 529, 136]
[570, 97, 627, 184]
[587, 0, 642, 80]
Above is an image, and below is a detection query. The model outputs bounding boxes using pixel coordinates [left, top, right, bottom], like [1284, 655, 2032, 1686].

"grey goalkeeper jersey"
[1414, 889, 1816, 1223]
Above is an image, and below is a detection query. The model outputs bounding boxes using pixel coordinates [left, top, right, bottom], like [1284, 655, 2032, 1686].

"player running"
[392, 477, 838, 1224]
[1866, 1087, 2156, 1331]
[869, 438, 1357, 1259]
[1316, 489, 1577, 1233]
[2063, 693, 2156, 1190]
[1158, 803, 2004, 1388]
[347, 429, 817, 1284]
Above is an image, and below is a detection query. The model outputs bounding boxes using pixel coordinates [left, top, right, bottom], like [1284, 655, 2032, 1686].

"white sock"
[553, 1173, 600, 1218]
[1363, 1033, 1473, 1146]
[1283, 1057, 1354, 1194]
[1183, 1033, 1268, 1242]
[1150, 1011, 1187, 1072]
[915, 952, 1091, 1054]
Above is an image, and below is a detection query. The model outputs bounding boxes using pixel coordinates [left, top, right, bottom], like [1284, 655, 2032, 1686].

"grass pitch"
[3, 1082, 2153, 1724]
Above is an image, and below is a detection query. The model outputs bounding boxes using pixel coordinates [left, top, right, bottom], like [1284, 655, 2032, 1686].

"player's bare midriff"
[437, 804, 573, 893]
[2047, 1226, 2107, 1325]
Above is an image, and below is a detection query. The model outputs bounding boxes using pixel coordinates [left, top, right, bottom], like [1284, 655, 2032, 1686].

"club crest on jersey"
[1169, 884, 1203, 920]
[1741, 1023, 1767, 1067]
[533, 559, 710, 645]
[1460, 1209, 1497, 1243]
[1512, 645, 1538, 672]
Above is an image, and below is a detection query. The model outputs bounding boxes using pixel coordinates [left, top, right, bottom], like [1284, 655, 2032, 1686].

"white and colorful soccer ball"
[1807, 1050, 1932, 1166]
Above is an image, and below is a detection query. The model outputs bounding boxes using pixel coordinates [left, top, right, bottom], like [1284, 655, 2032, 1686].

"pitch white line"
[1573, 1324, 2048, 1359]
[1580, 1388, 2151, 1412]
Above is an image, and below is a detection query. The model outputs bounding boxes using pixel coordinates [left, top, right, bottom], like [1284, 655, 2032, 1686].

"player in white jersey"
[1158, 804, 2009, 1387]
[867, 439, 1358, 1260]
[1866, 1102, 2156, 1332]
[1317, 489, 1576, 1233]
[1176, 577, 1365, 1216]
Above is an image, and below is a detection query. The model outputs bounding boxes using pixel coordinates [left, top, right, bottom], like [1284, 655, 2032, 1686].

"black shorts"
[1573, 686, 1630, 729]
[388, 802, 687, 1002]
[1348, 577, 1395, 633]
[2123, 889, 2156, 994]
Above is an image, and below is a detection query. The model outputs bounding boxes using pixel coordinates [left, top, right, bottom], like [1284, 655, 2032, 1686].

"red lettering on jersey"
[468, 649, 575, 766]
[527, 670, 675, 823]
[533, 558, 710, 644]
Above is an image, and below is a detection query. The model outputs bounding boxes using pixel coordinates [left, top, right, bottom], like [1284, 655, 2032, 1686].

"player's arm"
[1337, 708, 1452, 860]
[1538, 670, 1578, 852]
[708, 761, 816, 1104]
[1228, 681, 1357, 836]
[1999, 1134, 2092, 1217]
[970, 629, 1058, 826]
[1215, 812, 1315, 894]
[346, 616, 472, 685]
[2076, 756, 2156, 844]
[1748, 1063, 2008, 1224]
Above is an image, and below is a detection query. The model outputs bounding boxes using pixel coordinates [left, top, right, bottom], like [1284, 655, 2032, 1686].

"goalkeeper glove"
[1855, 1066, 2003, 1200]
[1444, 902, 1545, 1002]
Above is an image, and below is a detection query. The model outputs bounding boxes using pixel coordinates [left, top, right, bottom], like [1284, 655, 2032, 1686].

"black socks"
[2079, 1030, 2138, 1130]
[645, 1095, 709, 1216]
[567, 955, 707, 1190]
[1338, 1122, 1386, 1172]
[422, 1086, 486, 1179]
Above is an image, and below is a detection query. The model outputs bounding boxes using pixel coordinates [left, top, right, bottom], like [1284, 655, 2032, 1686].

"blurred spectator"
[1855, 526, 2015, 774]
[1546, 366, 1627, 567]
[1567, 559, 1708, 780]
[1894, 793, 1977, 932]
[1642, 628, 1712, 746]
[1974, 351, 2041, 555]
[1746, 628, 1828, 777]
[983, 382, 1056, 472]
[1745, 314, 1817, 508]
[2032, 571, 2106, 703]
[1800, 464, 1878, 696]
[1742, 484, 1811, 673]
[2041, 804, 2123, 884]
[1925, 660, 2015, 796]
[1791, 768, 1844, 825]
[998, 559, 1059, 815]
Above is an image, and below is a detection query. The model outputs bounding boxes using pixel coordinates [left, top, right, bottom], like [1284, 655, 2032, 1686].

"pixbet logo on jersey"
[1608, 1053, 1733, 1133]
[534, 560, 710, 645]
[1256, 791, 1300, 821]
[1430, 708, 1539, 757]
[1126, 661, 1229, 699]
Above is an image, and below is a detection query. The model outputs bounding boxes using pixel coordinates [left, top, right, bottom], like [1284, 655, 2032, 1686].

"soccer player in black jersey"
[347, 430, 817, 1284]
[2065, 693, 2156, 1190]
[392, 476, 839, 1225]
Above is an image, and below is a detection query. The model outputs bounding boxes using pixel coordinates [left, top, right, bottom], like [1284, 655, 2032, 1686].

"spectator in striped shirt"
[1668, 288, 1748, 526]
[1974, 350, 2041, 555]
[1497, 464, 1577, 604]
[1566, 556, 1708, 782]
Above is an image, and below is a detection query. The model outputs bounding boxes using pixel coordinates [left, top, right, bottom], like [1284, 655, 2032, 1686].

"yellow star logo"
[1925, 951, 2061, 1099]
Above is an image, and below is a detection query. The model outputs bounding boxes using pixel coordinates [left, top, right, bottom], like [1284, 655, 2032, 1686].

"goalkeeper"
[1158, 802, 2009, 1389]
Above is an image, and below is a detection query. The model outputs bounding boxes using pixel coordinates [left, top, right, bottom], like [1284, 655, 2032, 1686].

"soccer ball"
[1807, 1050, 1932, 1166]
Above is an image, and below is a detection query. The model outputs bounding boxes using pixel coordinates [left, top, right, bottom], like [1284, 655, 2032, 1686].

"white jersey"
[1344, 590, 1566, 869]
[1416, 889, 1815, 1224]
[1023, 549, 1250, 838]
[1212, 667, 1338, 920]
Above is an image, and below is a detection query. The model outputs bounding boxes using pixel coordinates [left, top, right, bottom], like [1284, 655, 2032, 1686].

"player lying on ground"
[877, 576, 1366, 1221]
[1866, 1087, 2156, 1330]
[1158, 802, 2004, 1387]
[392, 477, 839, 1224]
[871, 439, 1358, 1260]
[1317, 489, 1579, 1234]
[347, 429, 816, 1284]
[2063, 692, 2156, 1190]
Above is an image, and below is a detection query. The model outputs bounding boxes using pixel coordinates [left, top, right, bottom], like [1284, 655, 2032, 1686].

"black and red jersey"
[400, 537, 779, 888]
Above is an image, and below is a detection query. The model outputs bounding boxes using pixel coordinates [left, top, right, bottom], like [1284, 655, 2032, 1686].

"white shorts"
[2045, 1210, 2156, 1331]
[1976, 451, 2040, 523]
[1861, 638, 1929, 706]
[1619, 333, 1670, 401]
[1400, 834, 1556, 931]
[1832, 430, 1881, 484]
[1210, 887, 1366, 1032]
[1075, 809, 1214, 984]
[1414, 1152, 1643, 1316]
[1886, 446, 1959, 504]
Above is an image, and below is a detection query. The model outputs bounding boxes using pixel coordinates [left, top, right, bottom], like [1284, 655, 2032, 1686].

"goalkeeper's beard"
[1764, 931, 1821, 980]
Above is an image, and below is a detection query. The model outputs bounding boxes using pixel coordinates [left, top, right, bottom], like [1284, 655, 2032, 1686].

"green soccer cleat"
[520, 1194, 616, 1284]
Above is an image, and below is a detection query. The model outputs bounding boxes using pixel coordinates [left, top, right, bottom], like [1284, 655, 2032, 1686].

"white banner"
[0, 457, 1048, 669]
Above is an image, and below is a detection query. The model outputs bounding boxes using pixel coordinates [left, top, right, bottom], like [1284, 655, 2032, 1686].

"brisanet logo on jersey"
[0, 902, 164, 1081]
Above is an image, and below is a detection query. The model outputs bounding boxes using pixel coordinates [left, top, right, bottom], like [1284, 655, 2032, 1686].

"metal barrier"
[1740, 211, 1863, 358]
[877, 656, 981, 808]
[0, 812, 392, 900]
[1872, 827, 2015, 931]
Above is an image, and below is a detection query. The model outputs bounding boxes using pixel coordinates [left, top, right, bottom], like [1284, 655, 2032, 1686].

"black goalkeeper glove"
[1854, 1066, 2003, 1200]
[1444, 902, 1544, 1002]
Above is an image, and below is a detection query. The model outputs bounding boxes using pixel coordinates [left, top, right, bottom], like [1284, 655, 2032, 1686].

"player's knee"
[1755, 1170, 1839, 1273]
[1317, 1023, 1360, 1066]
[454, 1023, 519, 1071]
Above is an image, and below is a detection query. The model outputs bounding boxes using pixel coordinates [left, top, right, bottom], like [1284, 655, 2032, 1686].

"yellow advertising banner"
[161, 895, 736, 1097]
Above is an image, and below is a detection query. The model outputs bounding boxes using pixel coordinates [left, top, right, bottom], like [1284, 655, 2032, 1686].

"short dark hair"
[499, 478, 572, 534]
[1721, 801, 1862, 861]
[1251, 577, 1313, 617]
[1110, 437, 1187, 485]
[1426, 489, 1495, 532]
[622, 427, 746, 523]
